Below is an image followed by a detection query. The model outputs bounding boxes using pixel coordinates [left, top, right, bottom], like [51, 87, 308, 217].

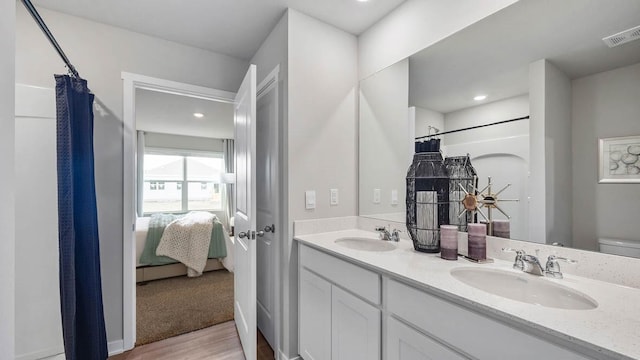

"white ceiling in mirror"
[410, 0, 640, 114]
[135, 89, 234, 139]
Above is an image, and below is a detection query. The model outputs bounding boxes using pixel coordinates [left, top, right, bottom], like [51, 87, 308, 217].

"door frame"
[255, 65, 282, 354]
[121, 72, 236, 350]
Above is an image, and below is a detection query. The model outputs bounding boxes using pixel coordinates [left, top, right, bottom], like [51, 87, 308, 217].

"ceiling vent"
[602, 25, 640, 48]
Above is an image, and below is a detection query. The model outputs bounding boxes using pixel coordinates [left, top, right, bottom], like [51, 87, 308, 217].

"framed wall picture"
[599, 135, 640, 183]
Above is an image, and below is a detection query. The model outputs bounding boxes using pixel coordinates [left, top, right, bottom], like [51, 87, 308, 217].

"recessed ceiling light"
[473, 95, 487, 101]
[356, 0, 370, 2]
[193, 112, 204, 118]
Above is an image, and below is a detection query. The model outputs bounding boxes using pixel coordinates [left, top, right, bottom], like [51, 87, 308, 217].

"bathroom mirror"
[358, 0, 640, 254]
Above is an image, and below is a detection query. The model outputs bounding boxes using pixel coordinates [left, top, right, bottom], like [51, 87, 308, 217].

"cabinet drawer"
[300, 245, 381, 304]
[387, 279, 592, 360]
[386, 316, 466, 360]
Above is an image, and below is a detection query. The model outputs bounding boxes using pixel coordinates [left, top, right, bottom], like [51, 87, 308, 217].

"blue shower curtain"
[55, 75, 108, 360]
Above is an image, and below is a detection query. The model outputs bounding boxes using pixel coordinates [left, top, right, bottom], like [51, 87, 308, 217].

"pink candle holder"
[467, 223, 487, 260]
[440, 225, 458, 260]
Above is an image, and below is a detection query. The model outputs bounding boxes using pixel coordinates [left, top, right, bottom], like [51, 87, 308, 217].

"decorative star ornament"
[458, 176, 519, 233]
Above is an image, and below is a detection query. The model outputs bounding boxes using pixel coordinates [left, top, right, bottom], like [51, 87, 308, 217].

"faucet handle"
[549, 255, 577, 264]
[391, 228, 402, 242]
[502, 247, 525, 256]
[502, 248, 525, 271]
[545, 255, 577, 279]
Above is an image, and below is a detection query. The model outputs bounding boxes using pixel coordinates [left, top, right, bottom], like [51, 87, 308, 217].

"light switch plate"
[330, 188, 339, 205]
[373, 188, 381, 204]
[391, 189, 398, 205]
[305, 190, 316, 209]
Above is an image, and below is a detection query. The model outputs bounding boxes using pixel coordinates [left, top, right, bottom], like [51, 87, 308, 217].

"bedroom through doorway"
[122, 72, 280, 358]
[132, 87, 237, 346]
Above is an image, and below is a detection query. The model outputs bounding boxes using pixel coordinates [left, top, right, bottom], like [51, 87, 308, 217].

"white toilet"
[598, 238, 640, 258]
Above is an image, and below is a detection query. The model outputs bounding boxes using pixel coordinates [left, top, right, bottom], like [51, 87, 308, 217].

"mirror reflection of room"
[134, 89, 236, 346]
[359, 0, 640, 255]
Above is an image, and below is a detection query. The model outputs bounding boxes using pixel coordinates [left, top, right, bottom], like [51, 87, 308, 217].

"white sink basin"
[450, 267, 598, 310]
[335, 237, 396, 252]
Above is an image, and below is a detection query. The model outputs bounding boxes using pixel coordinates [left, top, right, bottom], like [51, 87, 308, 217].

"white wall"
[15, 6, 248, 345]
[443, 94, 529, 145]
[0, 1, 15, 359]
[414, 106, 444, 138]
[529, 59, 572, 245]
[572, 62, 640, 251]
[15, 86, 64, 360]
[544, 62, 572, 247]
[288, 10, 358, 222]
[529, 60, 546, 244]
[358, 0, 519, 80]
[286, 9, 358, 357]
[359, 59, 409, 217]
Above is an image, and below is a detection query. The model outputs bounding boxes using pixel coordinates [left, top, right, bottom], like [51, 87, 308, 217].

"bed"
[135, 213, 234, 282]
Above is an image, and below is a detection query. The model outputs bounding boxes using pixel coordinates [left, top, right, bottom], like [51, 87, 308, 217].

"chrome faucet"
[502, 248, 544, 276]
[503, 248, 576, 278]
[522, 253, 545, 276]
[375, 226, 401, 242]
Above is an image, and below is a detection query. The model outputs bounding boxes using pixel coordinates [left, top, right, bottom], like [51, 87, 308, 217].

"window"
[142, 152, 224, 213]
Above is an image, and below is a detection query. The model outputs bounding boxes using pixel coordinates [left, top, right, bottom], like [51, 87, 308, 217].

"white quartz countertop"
[294, 229, 640, 360]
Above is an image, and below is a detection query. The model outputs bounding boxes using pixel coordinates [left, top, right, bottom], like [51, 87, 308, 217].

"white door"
[256, 76, 278, 349]
[15, 84, 65, 359]
[234, 64, 258, 359]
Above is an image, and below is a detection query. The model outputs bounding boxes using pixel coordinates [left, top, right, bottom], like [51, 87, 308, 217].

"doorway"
[121, 72, 280, 357]
[133, 87, 235, 345]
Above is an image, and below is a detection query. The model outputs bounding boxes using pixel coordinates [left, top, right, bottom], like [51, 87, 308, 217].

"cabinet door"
[299, 268, 332, 360]
[386, 317, 467, 360]
[331, 286, 381, 360]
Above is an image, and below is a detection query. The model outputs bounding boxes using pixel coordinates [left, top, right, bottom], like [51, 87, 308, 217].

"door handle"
[256, 224, 275, 238]
[238, 231, 248, 239]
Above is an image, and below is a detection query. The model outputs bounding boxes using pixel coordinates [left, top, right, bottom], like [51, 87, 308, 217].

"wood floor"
[110, 321, 274, 360]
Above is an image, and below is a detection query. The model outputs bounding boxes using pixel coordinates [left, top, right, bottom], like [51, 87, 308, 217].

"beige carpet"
[136, 269, 234, 346]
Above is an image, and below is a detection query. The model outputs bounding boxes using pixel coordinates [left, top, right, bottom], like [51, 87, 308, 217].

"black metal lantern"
[444, 155, 478, 233]
[406, 146, 449, 253]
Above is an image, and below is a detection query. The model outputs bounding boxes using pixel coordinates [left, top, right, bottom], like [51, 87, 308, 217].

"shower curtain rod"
[415, 115, 530, 140]
[21, 0, 80, 78]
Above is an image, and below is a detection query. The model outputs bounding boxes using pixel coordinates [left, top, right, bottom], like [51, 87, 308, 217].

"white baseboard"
[278, 349, 301, 360]
[108, 339, 125, 356]
[15, 346, 64, 360]
[15, 340, 123, 359]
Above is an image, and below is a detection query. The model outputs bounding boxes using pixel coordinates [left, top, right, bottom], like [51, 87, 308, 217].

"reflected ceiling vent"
[602, 25, 640, 48]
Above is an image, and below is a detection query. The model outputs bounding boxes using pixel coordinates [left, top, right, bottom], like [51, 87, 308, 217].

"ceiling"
[135, 89, 234, 139]
[32, 0, 406, 60]
[409, 0, 640, 114]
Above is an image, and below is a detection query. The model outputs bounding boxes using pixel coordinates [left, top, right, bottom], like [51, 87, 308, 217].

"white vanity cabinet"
[298, 241, 612, 360]
[298, 245, 382, 360]
[331, 286, 380, 360]
[386, 279, 594, 360]
[299, 268, 332, 360]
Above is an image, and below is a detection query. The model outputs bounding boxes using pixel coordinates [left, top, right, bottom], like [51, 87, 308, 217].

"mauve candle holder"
[467, 223, 487, 261]
[492, 219, 510, 239]
[440, 225, 458, 260]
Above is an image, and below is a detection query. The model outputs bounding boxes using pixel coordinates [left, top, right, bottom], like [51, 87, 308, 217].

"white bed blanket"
[156, 211, 214, 277]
